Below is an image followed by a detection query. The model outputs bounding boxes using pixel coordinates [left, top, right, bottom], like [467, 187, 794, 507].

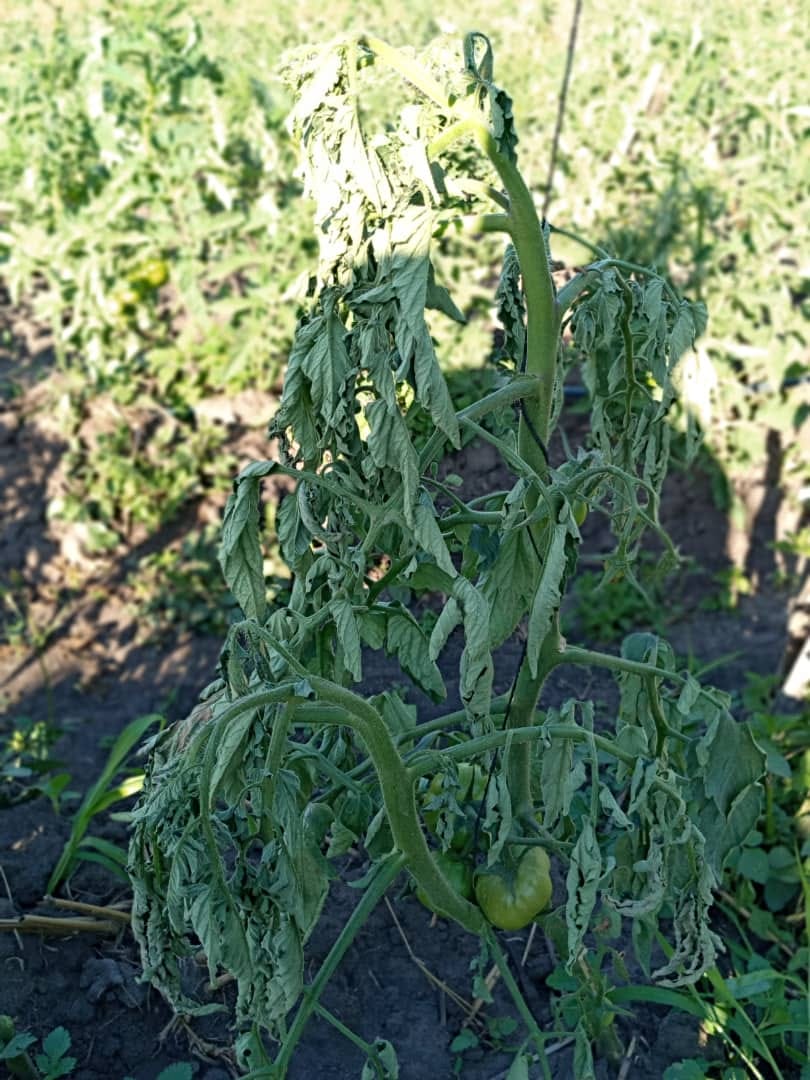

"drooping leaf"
[526, 522, 568, 677]
[565, 819, 604, 970]
[220, 461, 277, 623]
[275, 489, 311, 572]
[299, 291, 351, 428]
[541, 705, 588, 829]
[413, 497, 456, 576]
[385, 609, 445, 700]
[480, 526, 539, 648]
[425, 262, 465, 323]
[452, 576, 494, 730]
[495, 243, 525, 366]
[360, 1038, 400, 1080]
[669, 300, 707, 366]
[365, 399, 419, 520]
[429, 597, 462, 661]
[694, 710, 765, 816]
[334, 598, 362, 682]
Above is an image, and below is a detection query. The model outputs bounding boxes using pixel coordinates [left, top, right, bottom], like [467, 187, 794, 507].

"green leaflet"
[276, 488, 312, 571]
[356, 313, 397, 408]
[387, 206, 459, 446]
[371, 691, 417, 737]
[669, 300, 708, 366]
[365, 399, 419, 521]
[428, 578, 492, 730]
[333, 598, 362, 682]
[694, 707, 765, 816]
[462, 32, 519, 164]
[429, 597, 461, 661]
[598, 786, 634, 830]
[526, 521, 568, 678]
[495, 243, 526, 366]
[481, 526, 540, 648]
[385, 609, 445, 701]
[272, 358, 319, 463]
[675, 672, 701, 715]
[360, 1039, 399, 1080]
[219, 460, 276, 623]
[565, 818, 605, 970]
[573, 1023, 596, 1080]
[358, 609, 387, 650]
[205, 706, 257, 809]
[540, 706, 588, 830]
[413, 497, 456, 576]
[452, 576, 494, 731]
[299, 292, 351, 429]
[425, 262, 466, 324]
[688, 711, 765, 874]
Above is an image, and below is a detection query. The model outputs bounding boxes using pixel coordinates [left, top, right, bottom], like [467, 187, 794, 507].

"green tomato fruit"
[573, 497, 588, 527]
[457, 762, 488, 803]
[129, 258, 169, 290]
[422, 763, 488, 853]
[416, 852, 474, 914]
[0, 1014, 14, 1044]
[474, 847, 552, 931]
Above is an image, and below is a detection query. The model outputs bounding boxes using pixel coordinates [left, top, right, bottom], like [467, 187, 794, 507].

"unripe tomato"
[129, 258, 170, 290]
[572, 497, 588, 527]
[458, 762, 488, 803]
[422, 763, 488, 853]
[416, 851, 474, 914]
[474, 847, 552, 930]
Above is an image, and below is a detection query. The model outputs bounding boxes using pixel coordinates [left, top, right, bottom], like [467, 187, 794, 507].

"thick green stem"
[418, 372, 540, 471]
[407, 723, 684, 804]
[307, 678, 485, 933]
[559, 644, 719, 704]
[428, 116, 483, 156]
[475, 132, 559, 457]
[469, 119, 561, 818]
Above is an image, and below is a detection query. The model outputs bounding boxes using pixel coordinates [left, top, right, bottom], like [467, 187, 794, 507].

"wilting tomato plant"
[128, 30, 765, 1078]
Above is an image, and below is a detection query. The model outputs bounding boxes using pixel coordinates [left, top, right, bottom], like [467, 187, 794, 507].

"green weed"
[47, 713, 161, 893]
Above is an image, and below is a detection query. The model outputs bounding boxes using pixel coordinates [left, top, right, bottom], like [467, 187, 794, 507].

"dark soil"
[0, 335, 800, 1078]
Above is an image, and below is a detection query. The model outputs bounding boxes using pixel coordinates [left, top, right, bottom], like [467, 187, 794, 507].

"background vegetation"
[2, 0, 807, 554]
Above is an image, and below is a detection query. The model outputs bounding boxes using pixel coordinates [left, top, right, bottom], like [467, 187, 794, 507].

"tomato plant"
[128, 30, 766, 1078]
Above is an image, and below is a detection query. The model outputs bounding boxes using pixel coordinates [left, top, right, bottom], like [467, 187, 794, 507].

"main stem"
[474, 129, 561, 817]
[361, 37, 564, 829]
